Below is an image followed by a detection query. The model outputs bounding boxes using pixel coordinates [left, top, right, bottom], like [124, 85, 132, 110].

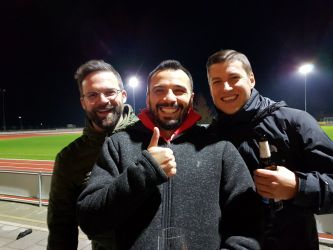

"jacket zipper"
[162, 141, 172, 229]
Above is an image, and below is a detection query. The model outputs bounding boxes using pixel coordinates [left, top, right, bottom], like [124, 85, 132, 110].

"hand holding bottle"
[254, 166, 299, 201]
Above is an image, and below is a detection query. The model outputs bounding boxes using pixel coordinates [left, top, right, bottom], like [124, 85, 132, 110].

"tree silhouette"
[194, 94, 214, 125]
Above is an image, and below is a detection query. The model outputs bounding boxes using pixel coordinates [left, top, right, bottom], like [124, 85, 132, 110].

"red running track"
[0, 159, 54, 173]
[0, 131, 71, 173]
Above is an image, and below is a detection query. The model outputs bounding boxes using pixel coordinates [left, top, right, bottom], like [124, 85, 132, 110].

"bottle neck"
[259, 140, 271, 158]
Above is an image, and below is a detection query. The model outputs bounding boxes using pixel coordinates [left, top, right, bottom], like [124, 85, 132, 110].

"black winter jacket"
[77, 110, 263, 250]
[208, 88, 333, 250]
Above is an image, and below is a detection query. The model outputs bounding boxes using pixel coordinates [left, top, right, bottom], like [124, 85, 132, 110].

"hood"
[213, 88, 287, 127]
[138, 108, 201, 142]
[83, 104, 138, 141]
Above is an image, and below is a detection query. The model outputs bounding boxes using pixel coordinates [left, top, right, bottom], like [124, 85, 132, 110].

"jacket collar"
[213, 88, 277, 127]
[113, 104, 139, 132]
[83, 104, 138, 142]
[138, 108, 201, 142]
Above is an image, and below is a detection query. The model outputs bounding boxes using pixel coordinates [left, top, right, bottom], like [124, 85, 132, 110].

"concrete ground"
[0, 200, 332, 249]
[0, 200, 91, 249]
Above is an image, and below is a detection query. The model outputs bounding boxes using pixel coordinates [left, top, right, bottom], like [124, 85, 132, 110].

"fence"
[0, 170, 51, 207]
[320, 117, 333, 126]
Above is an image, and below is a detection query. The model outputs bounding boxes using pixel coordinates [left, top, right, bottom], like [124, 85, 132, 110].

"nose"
[99, 93, 111, 103]
[163, 89, 177, 102]
[223, 82, 233, 91]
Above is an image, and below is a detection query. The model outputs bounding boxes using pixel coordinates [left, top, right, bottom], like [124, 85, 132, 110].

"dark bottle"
[258, 135, 283, 211]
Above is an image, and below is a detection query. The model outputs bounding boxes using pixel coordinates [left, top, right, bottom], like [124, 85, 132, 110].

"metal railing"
[0, 169, 52, 207]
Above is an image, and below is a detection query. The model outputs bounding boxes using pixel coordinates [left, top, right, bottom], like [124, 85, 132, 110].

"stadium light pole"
[0, 89, 5, 131]
[298, 63, 314, 112]
[18, 116, 23, 130]
[128, 76, 139, 114]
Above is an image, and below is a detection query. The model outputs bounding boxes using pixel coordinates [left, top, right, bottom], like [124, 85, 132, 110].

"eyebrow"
[152, 84, 188, 89]
[210, 77, 222, 81]
[228, 71, 241, 75]
[86, 87, 119, 92]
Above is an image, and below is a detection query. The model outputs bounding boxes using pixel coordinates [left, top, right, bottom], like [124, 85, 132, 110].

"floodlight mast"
[298, 63, 314, 112]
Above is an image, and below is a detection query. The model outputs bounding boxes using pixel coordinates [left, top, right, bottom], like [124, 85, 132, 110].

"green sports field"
[0, 126, 332, 161]
[322, 126, 333, 140]
[0, 133, 82, 160]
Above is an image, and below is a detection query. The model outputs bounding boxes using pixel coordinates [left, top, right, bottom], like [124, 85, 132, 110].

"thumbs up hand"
[147, 127, 177, 177]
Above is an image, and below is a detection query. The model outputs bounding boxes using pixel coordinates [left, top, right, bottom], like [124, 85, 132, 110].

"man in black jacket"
[77, 60, 263, 249]
[47, 60, 138, 249]
[206, 49, 333, 250]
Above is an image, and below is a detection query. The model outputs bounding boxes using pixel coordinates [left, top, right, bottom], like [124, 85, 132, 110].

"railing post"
[38, 172, 42, 207]
[0, 170, 51, 206]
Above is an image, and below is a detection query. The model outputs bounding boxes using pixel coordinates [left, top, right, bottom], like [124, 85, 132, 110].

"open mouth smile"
[221, 95, 238, 102]
[159, 106, 179, 114]
[96, 106, 114, 116]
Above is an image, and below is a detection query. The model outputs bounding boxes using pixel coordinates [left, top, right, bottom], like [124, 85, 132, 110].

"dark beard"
[154, 116, 182, 130]
[149, 103, 189, 131]
[86, 104, 123, 131]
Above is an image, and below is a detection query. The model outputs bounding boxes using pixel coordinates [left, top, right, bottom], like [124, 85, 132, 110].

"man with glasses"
[47, 60, 138, 249]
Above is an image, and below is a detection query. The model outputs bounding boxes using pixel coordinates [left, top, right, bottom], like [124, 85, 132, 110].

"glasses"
[82, 89, 122, 103]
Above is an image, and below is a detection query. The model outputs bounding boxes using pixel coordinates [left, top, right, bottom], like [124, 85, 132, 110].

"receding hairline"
[75, 59, 124, 95]
[147, 59, 194, 94]
[148, 68, 193, 92]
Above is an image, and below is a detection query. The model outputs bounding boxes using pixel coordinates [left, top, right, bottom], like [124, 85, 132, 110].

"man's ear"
[146, 95, 149, 108]
[121, 90, 127, 103]
[249, 73, 256, 88]
[190, 92, 195, 108]
[80, 97, 86, 111]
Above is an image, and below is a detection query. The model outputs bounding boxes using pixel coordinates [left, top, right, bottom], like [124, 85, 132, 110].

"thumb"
[148, 127, 160, 148]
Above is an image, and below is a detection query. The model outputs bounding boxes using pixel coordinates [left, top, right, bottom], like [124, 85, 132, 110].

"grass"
[0, 126, 332, 161]
[0, 133, 82, 160]
[322, 126, 333, 140]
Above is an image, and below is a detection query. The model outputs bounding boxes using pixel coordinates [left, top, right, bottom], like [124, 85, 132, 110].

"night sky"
[2, 0, 333, 129]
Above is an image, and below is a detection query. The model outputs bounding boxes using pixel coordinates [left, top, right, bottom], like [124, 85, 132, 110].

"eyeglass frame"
[82, 89, 123, 103]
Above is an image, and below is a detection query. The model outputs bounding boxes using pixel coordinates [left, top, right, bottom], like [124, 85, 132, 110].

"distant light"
[18, 116, 21, 119]
[128, 76, 139, 88]
[299, 63, 314, 75]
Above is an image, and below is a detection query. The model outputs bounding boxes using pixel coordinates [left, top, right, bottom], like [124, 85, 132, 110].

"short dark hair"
[206, 49, 253, 75]
[147, 60, 193, 93]
[74, 59, 124, 95]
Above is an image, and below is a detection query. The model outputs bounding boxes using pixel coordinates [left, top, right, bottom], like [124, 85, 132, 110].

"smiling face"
[80, 71, 127, 131]
[208, 60, 255, 115]
[147, 69, 194, 133]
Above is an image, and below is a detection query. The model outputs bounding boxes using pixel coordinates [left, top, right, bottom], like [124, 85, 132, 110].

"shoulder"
[200, 127, 237, 152]
[56, 135, 86, 159]
[108, 121, 146, 144]
[107, 130, 130, 143]
[53, 135, 90, 175]
[55, 132, 102, 165]
[275, 106, 307, 118]
[272, 106, 318, 128]
[191, 124, 207, 134]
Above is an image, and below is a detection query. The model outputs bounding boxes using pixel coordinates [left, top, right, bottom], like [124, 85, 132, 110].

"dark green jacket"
[47, 104, 138, 250]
